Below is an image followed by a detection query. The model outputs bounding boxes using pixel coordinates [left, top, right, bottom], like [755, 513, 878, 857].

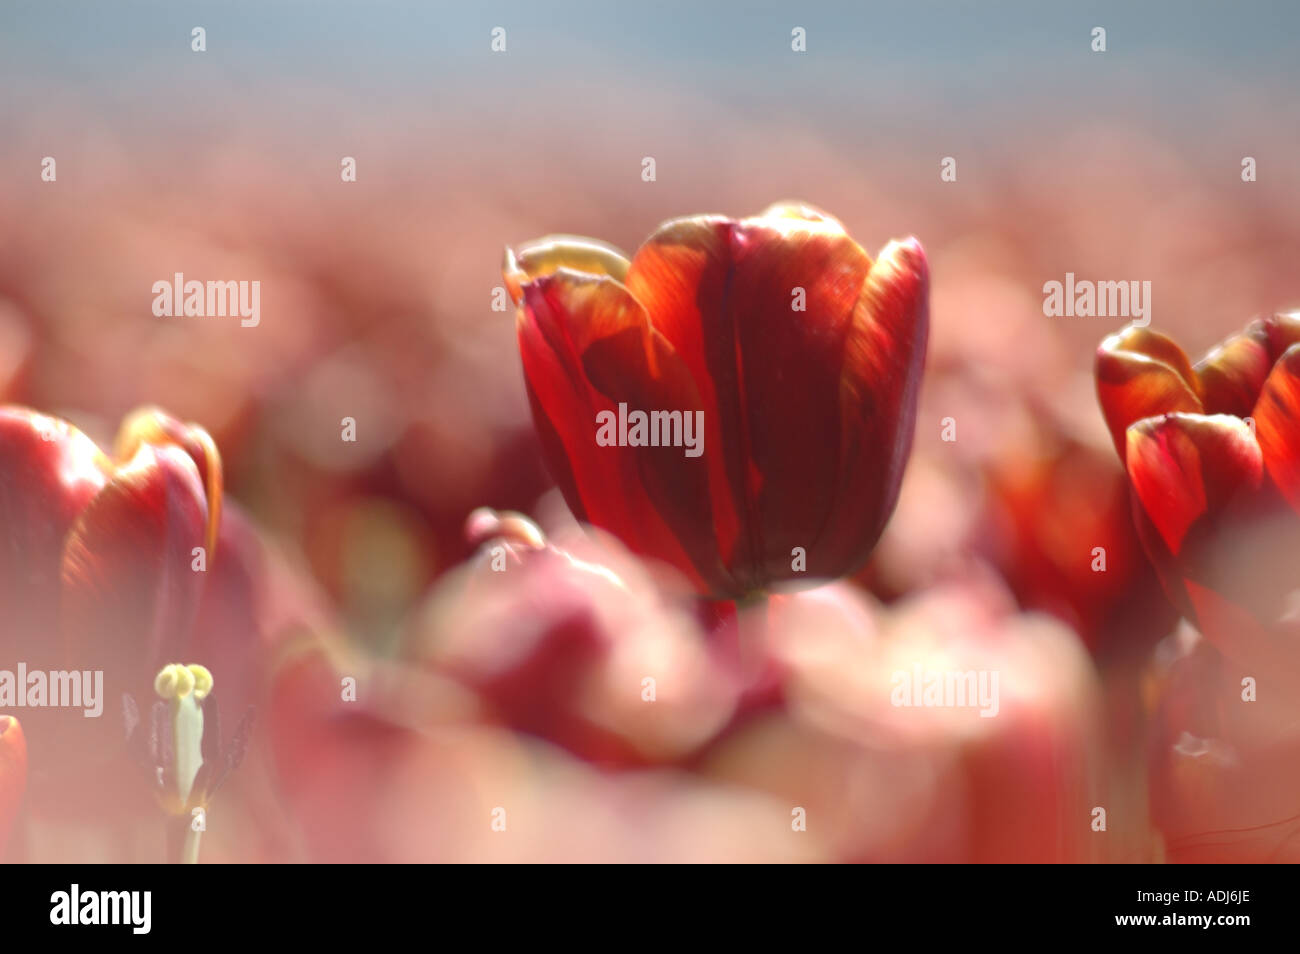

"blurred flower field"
[2, 0, 1300, 864]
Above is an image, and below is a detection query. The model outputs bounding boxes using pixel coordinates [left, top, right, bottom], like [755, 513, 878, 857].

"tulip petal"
[1195, 321, 1273, 418]
[813, 237, 929, 577]
[730, 211, 876, 583]
[113, 407, 223, 561]
[503, 237, 631, 306]
[1126, 414, 1262, 559]
[1258, 310, 1300, 357]
[0, 715, 26, 859]
[0, 408, 110, 649]
[1252, 343, 1300, 515]
[59, 443, 210, 686]
[516, 269, 726, 591]
[1096, 326, 1203, 461]
[621, 216, 748, 573]
[756, 201, 847, 227]
[624, 209, 876, 589]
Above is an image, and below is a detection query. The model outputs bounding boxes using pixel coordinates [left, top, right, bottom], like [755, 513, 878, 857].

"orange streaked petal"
[620, 215, 744, 572]
[623, 211, 878, 589]
[1105, 324, 1201, 390]
[517, 269, 725, 592]
[1252, 343, 1300, 515]
[1126, 413, 1262, 558]
[813, 236, 929, 578]
[1096, 326, 1203, 461]
[1195, 321, 1272, 418]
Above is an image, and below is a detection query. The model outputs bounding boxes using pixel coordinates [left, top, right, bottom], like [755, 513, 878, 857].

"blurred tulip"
[979, 435, 1175, 659]
[0, 715, 26, 859]
[0, 405, 220, 669]
[701, 578, 1108, 862]
[1096, 317, 1300, 670]
[1147, 626, 1300, 862]
[268, 586, 818, 863]
[0, 404, 326, 861]
[0, 406, 221, 749]
[504, 203, 929, 598]
[1097, 314, 1300, 461]
[1098, 318, 1300, 861]
[403, 508, 737, 765]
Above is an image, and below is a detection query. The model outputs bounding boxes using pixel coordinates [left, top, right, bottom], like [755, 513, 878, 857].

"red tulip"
[1095, 316, 1300, 670]
[977, 436, 1176, 659]
[404, 508, 737, 765]
[0, 715, 26, 859]
[0, 405, 220, 692]
[0, 405, 236, 856]
[504, 202, 929, 598]
[1096, 312, 1300, 463]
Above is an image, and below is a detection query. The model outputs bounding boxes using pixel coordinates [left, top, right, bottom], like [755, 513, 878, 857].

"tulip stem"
[166, 814, 204, 864]
[183, 827, 203, 864]
[735, 593, 770, 690]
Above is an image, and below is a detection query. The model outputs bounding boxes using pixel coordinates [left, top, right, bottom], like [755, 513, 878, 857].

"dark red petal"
[812, 237, 929, 579]
[1126, 413, 1262, 558]
[622, 216, 748, 578]
[58, 443, 210, 689]
[1252, 343, 1300, 515]
[1195, 321, 1272, 418]
[0, 408, 110, 653]
[517, 270, 727, 593]
[1095, 326, 1202, 462]
[0, 715, 26, 860]
[624, 210, 877, 590]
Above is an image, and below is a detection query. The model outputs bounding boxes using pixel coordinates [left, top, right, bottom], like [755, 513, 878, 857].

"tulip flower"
[978, 436, 1176, 659]
[404, 508, 737, 765]
[0, 715, 26, 859]
[1098, 317, 1300, 861]
[0, 404, 221, 670]
[0, 405, 283, 860]
[1095, 315, 1300, 670]
[503, 203, 929, 599]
